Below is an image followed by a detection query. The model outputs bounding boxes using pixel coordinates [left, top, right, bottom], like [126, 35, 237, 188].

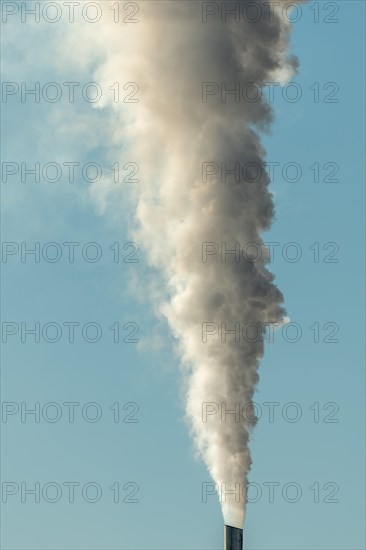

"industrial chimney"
[224, 525, 243, 550]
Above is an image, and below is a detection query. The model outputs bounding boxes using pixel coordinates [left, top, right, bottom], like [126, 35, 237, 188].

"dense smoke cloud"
[64, 0, 302, 528]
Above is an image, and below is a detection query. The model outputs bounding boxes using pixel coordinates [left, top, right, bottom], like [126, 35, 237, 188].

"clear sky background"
[1, 2, 365, 549]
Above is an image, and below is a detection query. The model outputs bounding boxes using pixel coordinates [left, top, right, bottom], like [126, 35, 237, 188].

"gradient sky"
[1, 2, 365, 549]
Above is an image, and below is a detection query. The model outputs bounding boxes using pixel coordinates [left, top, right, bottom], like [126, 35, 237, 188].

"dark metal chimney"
[224, 525, 243, 550]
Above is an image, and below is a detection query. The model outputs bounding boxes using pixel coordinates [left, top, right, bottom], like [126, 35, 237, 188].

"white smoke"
[61, 0, 302, 529]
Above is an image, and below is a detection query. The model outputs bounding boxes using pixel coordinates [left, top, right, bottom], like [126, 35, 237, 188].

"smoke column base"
[224, 525, 243, 550]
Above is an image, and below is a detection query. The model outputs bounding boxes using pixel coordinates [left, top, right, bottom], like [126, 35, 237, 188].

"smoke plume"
[74, 0, 302, 529]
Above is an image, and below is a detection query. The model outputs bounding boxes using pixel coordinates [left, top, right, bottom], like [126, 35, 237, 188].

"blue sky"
[1, 2, 365, 549]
